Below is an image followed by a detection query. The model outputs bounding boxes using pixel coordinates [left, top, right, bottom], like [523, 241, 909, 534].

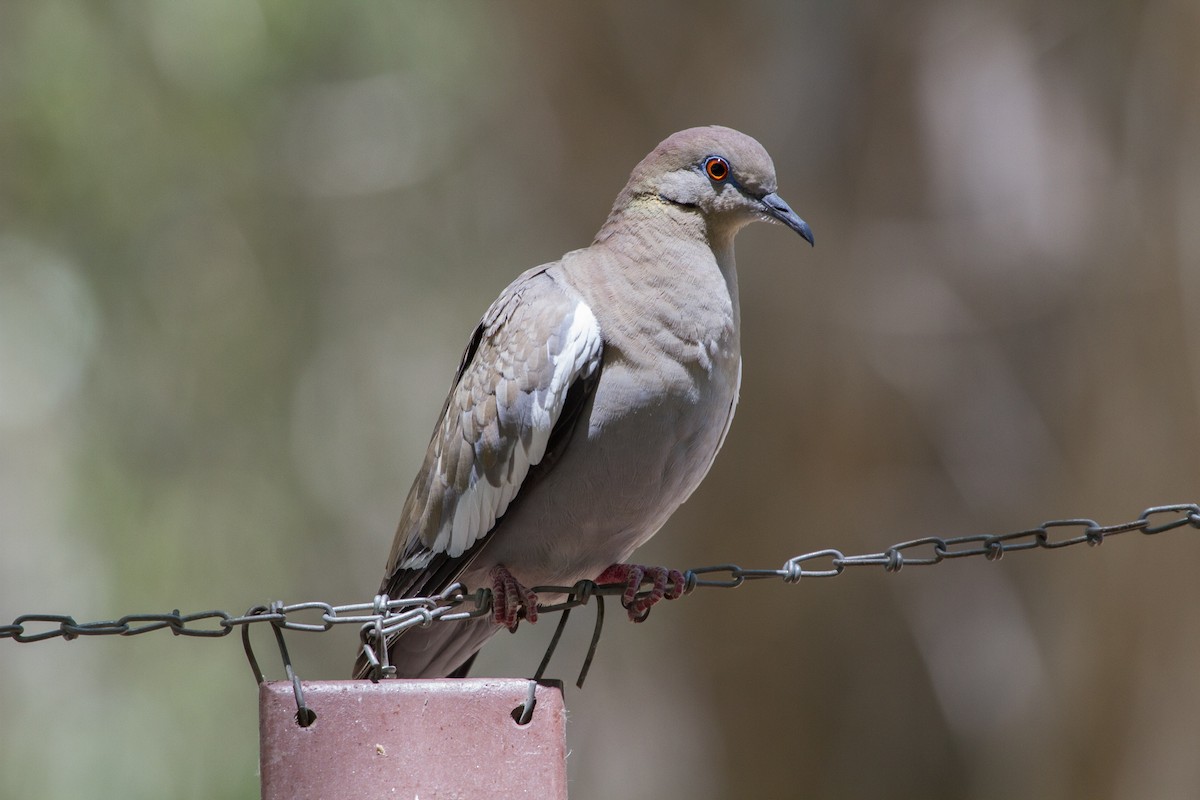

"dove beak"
[760, 192, 814, 246]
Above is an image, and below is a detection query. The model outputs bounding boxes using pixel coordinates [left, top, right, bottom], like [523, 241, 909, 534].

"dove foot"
[491, 564, 539, 631]
[596, 563, 685, 622]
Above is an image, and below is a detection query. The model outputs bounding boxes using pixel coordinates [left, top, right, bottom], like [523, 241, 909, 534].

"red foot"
[595, 563, 685, 622]
[491, 564, 538, 631]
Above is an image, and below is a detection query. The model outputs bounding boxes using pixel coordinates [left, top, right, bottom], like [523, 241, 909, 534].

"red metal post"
[260, 679, 567, 799]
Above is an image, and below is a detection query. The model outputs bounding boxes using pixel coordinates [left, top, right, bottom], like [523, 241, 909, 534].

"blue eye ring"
[704, 156, 730, 182]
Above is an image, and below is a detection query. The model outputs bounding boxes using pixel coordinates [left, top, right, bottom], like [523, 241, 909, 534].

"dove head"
[605, 125, 813, 245]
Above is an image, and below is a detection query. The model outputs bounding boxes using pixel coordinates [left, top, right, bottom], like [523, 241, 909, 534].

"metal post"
[260, 679, 567, 799]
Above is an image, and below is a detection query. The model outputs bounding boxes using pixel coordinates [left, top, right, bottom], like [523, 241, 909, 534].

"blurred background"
[2, 1, 1199, 797]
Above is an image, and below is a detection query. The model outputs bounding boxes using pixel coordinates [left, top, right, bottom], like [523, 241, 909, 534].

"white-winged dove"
[355, 126, 812, 679]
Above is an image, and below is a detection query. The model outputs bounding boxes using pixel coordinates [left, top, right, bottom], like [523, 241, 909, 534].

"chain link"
[4, 502, 1198, 701]
[4, 503, 1197, 646]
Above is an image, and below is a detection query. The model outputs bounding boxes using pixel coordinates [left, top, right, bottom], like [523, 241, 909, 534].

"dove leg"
[491, 564, 539, 630]
[595, 563, 685, 622]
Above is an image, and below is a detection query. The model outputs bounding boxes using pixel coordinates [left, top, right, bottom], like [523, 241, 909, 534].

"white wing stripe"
[437, 299, 601, 560]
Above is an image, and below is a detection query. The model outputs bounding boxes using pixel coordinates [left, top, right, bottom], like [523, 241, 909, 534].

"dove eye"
[704, 156, 730, 182]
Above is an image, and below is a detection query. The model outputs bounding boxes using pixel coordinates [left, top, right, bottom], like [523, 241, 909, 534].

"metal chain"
[4, 502, 1198, 720]
[4, 502, 1197, 645]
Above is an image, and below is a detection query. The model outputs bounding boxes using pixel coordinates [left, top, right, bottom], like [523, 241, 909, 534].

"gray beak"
[760, 192, 814, 246]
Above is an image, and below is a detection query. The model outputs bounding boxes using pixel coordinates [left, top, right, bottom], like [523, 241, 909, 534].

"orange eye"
[704, 156, 730, 182]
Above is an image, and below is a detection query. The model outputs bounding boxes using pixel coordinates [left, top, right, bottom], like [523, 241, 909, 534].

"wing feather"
[382, 268, 602, 592]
